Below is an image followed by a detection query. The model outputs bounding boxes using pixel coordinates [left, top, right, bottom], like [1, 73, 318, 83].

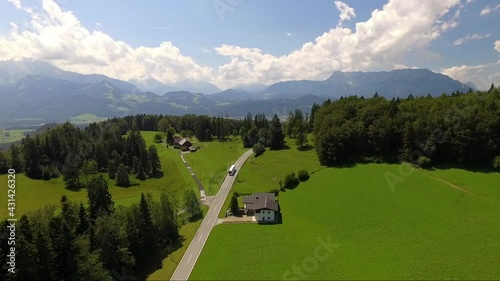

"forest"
[313, 87, 500, 169]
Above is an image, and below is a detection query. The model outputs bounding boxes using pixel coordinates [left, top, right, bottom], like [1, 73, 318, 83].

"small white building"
[242, 193, 279, 223]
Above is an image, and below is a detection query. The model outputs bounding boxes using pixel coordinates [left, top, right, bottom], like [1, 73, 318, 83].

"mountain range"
[0, 59, 474, 127]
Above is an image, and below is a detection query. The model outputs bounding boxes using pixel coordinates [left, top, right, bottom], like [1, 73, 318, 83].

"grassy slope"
[218, 137, 323, 217]
[0, 129, 32, 144]
[0, 131, 196, 218]
[183, 137, 246, 195]
[192, 164, 500, 279]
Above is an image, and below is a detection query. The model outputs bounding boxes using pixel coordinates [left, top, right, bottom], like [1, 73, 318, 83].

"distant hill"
[259, 69, 471, 99]
[0, 60, 476, 126]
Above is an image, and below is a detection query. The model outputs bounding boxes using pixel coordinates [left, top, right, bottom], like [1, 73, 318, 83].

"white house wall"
[255, 210, 275, 222]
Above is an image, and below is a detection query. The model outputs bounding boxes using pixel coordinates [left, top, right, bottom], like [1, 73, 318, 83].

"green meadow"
[192, 162, 500, 279]
[0, 129, 32, 144]
[0, 131, 196, 218]
[183, 137, 246, 195]
[218, 137, 323, 217]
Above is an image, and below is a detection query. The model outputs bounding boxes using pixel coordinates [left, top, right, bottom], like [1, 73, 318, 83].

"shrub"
[493, 156, 500, 171]
[234, 191, 239, 197]
[283, 173, 299, 189]
[417, 156, 432, 168]
[253, 143, 266, 157]
[153, 133, 163, 143]
[50, 167, 61, 178]
[42, 167, 51, 181]
[297, 170, 310, 182]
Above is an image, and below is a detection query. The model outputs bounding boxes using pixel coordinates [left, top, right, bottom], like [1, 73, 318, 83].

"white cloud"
[334, 1, 356, 26]
[480, 4, 500, 16]
[440, 61, 500, 90]
[453, 33, 490, 45]
[286, 32, 292, 37]
[495, 40, 500, 52]
[201, 47, 212, 53]
[466, 0, 475, 4]
[8, 0, 22, 9]
[1, 0, 213, 84]
[214, 0, 462, 88]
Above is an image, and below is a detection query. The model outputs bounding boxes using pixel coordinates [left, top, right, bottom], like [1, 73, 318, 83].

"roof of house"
[173, 136, 182, 144]
[243, 193, 278, 211]
[179, 138, 191, 146]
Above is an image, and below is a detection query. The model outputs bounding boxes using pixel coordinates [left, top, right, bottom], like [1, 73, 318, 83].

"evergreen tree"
[77, 202, 89, 235]
[9, 144, 23, 172]
[93, 214, 135, 272]
[15, 215, 40, 281]
[87, 174, 114, 219]
[135, 161, 146, 180]
[184, 189, 202, 220]
[268, 114, 285, 150]
[230, 194, 239, 215]
[115, 164, 130, 187]
[148, 145, 161, 176]
[166, 127, 175, 145]
[73, 235, 113, 281]
[22, 135, 42, 179]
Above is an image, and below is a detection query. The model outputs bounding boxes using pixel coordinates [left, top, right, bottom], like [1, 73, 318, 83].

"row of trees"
[0, 175, 180, 281]
[0, 120, 162, 189]
[313, 89, 500, 168]
[240, 113, 286, 150]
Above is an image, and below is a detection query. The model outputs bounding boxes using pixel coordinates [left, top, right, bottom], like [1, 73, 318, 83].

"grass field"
[191, 163, 500, 280]
[183, 137, 247, 195]
[0, 131, 197, 218]
[70, 113, 108, 124]
[218, 137, 323, 217]
[0, 129, 32, 144]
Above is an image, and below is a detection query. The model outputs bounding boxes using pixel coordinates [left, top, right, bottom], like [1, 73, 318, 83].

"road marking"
[198, 233, 203, 242]
[187, 254, 193, 264]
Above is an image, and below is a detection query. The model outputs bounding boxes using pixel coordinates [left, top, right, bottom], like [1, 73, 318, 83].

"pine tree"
[77, 202, 89, 235]
[135, 161, 146, 180]
[230, 194, 239, 215]
[148, 145, 161, 176]
[9, 144, 23, 172]
[87, 174, 114, 219]
[268, 114, 285, 150]
[115, 163, 130, 187]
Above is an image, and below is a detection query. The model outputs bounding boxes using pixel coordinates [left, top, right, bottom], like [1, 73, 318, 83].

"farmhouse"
[242, 193, 279, 222]
[179, 138, 192, 151]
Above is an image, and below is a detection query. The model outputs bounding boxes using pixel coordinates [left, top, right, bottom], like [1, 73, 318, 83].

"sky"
[0, 0, 499, 90]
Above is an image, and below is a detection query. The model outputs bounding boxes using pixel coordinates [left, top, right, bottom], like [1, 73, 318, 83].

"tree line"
[0, 176, 180, 281]
[313, 87, 500, 168]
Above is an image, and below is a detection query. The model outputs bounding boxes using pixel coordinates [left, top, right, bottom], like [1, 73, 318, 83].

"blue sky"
[0, 0, 499, 90]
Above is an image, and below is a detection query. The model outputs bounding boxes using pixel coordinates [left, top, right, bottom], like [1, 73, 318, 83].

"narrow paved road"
[170, 149, 253, 281]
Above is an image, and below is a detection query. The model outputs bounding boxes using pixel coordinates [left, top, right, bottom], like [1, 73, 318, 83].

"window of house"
[268, 217, 270, 220]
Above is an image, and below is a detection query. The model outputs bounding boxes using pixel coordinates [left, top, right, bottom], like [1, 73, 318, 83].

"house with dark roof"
[179, 138, 192, 151]
[242, 193, 279, 222]
[173, 136, 182, 145]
